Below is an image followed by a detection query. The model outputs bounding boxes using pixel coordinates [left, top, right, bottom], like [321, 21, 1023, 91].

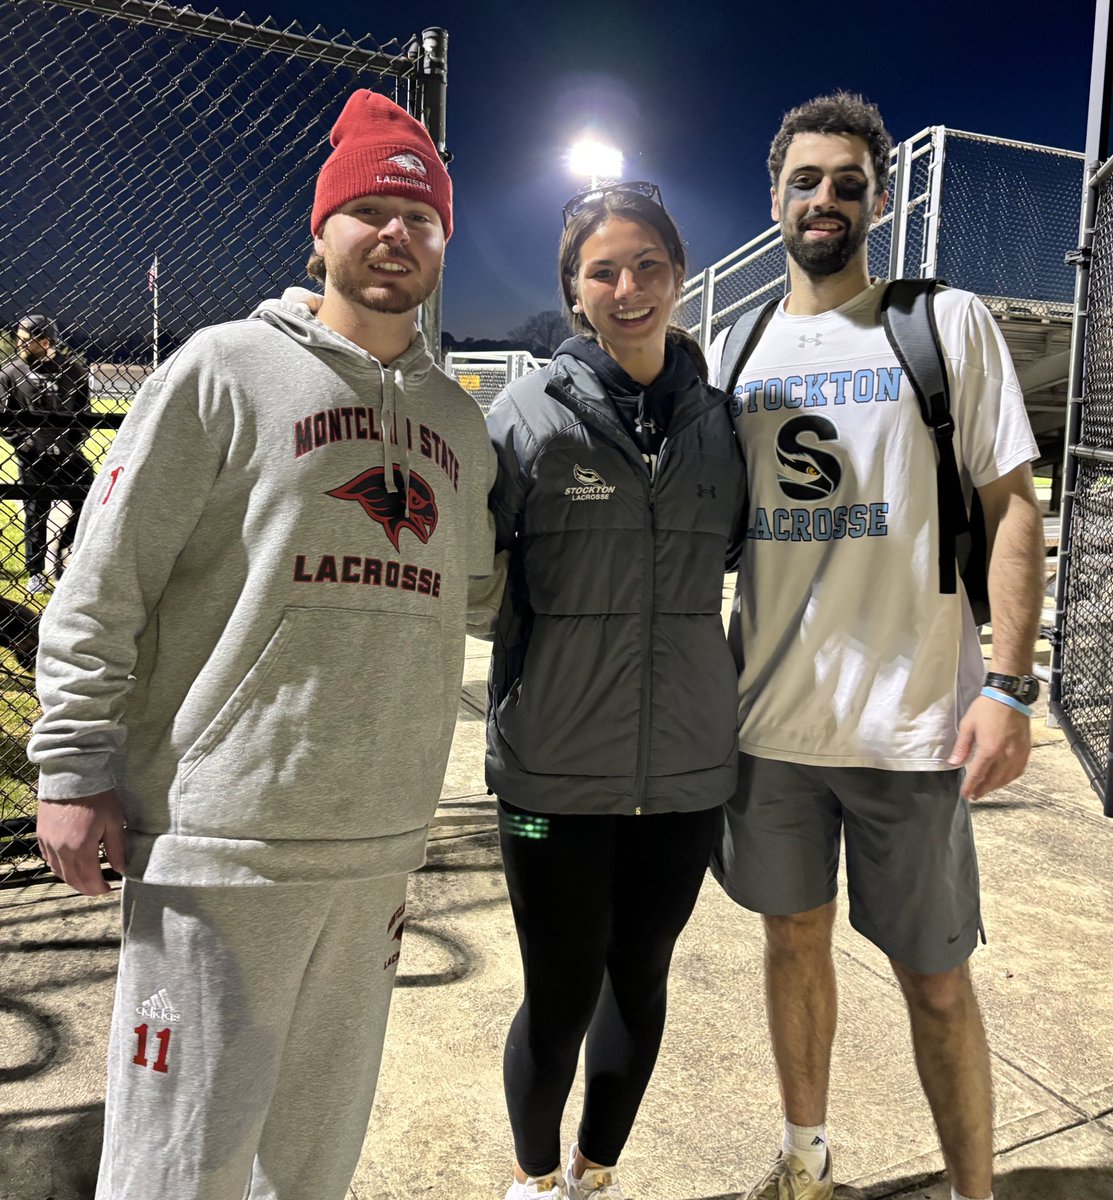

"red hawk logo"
[327, 467, 438, 550]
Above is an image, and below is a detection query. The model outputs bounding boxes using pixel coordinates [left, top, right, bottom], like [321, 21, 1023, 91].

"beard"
[323, 246, 442, 315]
[782, 210, 871, 278]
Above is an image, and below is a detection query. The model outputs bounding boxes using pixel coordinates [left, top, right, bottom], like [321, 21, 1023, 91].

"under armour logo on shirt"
[798, 333, 823, 348]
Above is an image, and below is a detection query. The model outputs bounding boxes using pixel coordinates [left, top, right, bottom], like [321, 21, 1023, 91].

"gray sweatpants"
[96, 873, 409, 1200]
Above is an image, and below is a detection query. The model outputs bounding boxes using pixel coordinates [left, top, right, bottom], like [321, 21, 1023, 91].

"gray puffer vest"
[485, 344, 747, 815]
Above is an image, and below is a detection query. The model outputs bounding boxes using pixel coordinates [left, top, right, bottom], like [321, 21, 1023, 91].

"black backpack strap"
[718, 297, 781, 398]
[881, 279, 987, 619]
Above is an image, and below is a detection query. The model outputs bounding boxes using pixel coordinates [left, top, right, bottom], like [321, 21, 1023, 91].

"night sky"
[256, 0, 1099, 341]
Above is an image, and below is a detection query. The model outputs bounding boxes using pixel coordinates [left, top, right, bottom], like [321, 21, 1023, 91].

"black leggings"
[498, 800, 719, 1176]
[19, 453, 93, 576]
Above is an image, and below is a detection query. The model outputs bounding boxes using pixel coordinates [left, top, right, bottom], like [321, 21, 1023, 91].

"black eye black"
[835, 179, 868, 200]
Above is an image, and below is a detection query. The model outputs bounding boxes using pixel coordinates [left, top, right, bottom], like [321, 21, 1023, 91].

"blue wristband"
[980, 686, 1033, 717]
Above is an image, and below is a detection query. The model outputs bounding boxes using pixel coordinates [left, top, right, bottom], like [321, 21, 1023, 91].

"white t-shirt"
[707, 281, 1038, 770]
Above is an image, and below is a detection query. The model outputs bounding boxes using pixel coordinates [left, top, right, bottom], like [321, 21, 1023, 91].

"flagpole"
[150, 255, 160, 368]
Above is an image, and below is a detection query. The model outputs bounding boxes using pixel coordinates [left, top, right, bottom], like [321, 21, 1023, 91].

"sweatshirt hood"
[250, 295, 433, 509]
[250, 296, 435, 382]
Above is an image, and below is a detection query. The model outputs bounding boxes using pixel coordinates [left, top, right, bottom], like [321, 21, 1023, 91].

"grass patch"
[0, 662, 39, 862]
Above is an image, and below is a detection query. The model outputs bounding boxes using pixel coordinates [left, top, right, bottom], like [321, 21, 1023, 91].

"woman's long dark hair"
[557, 189, 708, 381]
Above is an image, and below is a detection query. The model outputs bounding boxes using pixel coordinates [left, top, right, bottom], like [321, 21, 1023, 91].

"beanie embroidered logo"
[312, 89, 453, 239]
[327, 467, 439, 550]
[386, 152, 427, 177]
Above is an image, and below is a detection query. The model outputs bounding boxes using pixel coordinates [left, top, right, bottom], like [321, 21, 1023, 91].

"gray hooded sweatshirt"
[29, 298, 496, 886]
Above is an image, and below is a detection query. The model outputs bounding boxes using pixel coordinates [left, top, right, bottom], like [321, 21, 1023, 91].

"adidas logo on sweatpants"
[135, 988, 182, 1023]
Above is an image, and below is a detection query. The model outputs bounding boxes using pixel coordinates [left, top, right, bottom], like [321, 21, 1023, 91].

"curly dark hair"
[768, 92, 892, 192]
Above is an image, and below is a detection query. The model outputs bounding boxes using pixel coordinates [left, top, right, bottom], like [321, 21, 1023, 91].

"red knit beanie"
[311, 90, 453, 239]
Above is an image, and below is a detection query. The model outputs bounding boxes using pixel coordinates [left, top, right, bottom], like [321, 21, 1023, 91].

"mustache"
[365, 247, 418, 268]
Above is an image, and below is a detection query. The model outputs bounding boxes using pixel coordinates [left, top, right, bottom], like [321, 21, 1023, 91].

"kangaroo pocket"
[494, 613, 640, 777]
[176, 606, 446, 841]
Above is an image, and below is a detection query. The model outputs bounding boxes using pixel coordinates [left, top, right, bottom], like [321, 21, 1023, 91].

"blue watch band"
[980, 686, 1033, 717]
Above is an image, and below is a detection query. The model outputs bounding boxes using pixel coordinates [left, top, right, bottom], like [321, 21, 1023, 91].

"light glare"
[569, 138, 623, 182]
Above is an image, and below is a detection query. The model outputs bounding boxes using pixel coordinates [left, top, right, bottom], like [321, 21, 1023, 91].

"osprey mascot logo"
[386, 152, 428, 177]
[775, 415, 842, 502]
[327, 467, 439, 550]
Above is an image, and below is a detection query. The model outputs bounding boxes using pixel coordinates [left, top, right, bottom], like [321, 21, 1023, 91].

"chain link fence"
[0, 0, 448, 883]
[1052, 162, 1113, 815]
[937, 133, 1083, 319]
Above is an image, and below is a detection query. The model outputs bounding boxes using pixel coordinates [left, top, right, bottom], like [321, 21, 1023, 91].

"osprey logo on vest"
[565, 465, 617, 502]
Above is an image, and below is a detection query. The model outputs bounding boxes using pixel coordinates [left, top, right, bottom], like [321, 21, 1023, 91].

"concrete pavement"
[1, 600, 1112, 1199]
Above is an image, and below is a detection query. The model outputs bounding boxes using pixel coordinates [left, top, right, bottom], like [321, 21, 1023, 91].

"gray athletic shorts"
[710, 753, 984, 975]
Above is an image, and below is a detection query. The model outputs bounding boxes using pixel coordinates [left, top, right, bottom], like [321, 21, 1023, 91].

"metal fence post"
[1050, 0, 1110, 749]
[697, 267, 716, 353]
[921, 126, 947, 277]
[415, 26, 448, 365]
[887, 137, 911, 281]
[1050, 161, 1100, 723]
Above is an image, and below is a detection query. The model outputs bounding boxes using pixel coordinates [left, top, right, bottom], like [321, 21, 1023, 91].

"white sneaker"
[565, 1145, 625, 1199]
[504, 1170, 569, 1200]
[26, 574, 48, 594]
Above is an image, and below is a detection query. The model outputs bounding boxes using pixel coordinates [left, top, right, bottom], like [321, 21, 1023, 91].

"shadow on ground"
[0, 1101, 102, 1200]
[680, 1164, 1113, 1200]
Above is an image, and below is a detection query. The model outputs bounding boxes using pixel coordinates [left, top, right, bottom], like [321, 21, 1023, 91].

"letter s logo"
[775, 415, 841, 501]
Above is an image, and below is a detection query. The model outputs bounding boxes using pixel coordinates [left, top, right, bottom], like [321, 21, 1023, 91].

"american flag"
[147, 256, 158, 292]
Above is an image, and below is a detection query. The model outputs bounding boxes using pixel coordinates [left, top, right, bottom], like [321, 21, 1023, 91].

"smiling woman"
[481, 182, 748, 1200]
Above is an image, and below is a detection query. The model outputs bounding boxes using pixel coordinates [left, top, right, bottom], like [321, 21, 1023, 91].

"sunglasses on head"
[561, 180, 665, 226]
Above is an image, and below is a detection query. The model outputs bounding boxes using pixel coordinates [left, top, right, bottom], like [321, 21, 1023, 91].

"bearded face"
[314, 197, 446, 316]
[781, 205, 873, 277]
[772, 132, 887, 282]
[321, 242, 444, 314]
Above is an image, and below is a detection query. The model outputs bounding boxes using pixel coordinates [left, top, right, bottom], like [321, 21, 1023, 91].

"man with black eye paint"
[707, 93, 1043, 1200]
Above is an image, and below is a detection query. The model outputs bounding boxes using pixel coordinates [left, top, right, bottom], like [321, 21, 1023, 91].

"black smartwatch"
[984, 673, 1040, 705]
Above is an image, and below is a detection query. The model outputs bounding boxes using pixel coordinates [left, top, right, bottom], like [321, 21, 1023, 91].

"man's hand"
[36, 790, 127, 894]
[281, 286, 323, 313]
[948, 695, 1031, 801]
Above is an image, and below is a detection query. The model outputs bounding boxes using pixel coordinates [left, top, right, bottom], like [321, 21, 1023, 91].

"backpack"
[718, 278, 990, 625]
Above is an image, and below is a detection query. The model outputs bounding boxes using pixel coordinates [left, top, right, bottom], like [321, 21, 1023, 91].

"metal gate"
[0, 0, 449, 882]
[1049, 0, 1113, 817]
[1050, 156, 1113, 816]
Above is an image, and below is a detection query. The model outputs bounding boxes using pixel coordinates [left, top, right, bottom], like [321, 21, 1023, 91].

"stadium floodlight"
[569, 138, 624, 188]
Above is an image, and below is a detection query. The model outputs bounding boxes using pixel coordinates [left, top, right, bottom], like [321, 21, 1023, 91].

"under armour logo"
[798, 333, 823, 348]
[696, 483, 717, 498]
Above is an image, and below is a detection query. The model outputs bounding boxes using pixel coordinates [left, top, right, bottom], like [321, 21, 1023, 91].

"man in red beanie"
[32, 89, 499, 1200]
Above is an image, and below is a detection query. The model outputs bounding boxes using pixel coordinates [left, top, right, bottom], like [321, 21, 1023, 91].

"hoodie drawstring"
[378, 362, 412, 516]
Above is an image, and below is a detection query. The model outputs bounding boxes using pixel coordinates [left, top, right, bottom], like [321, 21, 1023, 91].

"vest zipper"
[543, 372, 727, 815]
[632, 487, 656, 811]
